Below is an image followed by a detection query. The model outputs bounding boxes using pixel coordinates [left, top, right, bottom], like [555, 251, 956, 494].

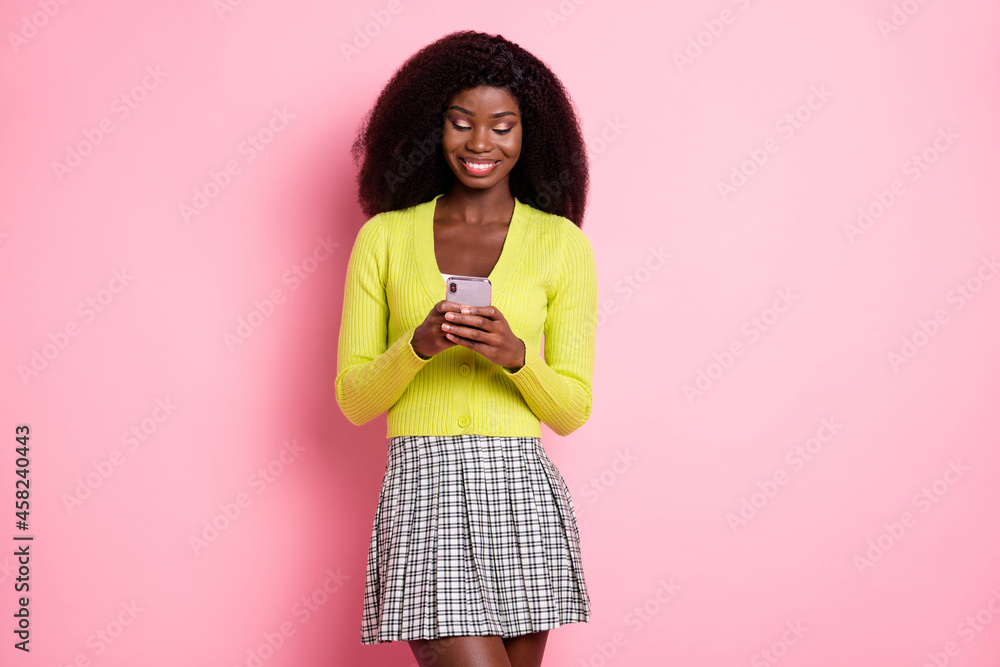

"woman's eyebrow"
[448, 105, 518, 119]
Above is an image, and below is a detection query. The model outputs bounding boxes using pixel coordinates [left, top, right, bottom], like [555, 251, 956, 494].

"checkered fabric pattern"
[361, 434, 591, 645]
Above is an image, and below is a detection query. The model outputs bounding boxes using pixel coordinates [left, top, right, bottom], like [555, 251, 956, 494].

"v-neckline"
[414, 193, 526, 304]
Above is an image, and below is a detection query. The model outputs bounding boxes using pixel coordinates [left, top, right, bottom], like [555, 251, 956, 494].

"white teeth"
[465, 160, 496, 171]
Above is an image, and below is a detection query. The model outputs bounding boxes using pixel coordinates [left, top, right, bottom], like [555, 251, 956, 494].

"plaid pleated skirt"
[360, 434, 591, 645]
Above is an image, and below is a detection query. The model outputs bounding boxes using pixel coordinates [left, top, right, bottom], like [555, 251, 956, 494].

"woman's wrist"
[504, 338, 526, 372]
[410, 332, 431, 360]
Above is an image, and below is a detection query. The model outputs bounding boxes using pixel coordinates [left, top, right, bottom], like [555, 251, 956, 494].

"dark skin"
[408, 632, 549, 667]
[410, 85, 528, 373]
[407, 85, 548, 665]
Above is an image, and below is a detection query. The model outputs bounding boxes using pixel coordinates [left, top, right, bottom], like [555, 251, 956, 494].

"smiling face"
[441, 85, 522, 193]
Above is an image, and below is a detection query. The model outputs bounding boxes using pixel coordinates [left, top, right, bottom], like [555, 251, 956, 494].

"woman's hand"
[410, 301, 526, 371]
[441, 303, 525, 371]
[410, 300, 460, 360]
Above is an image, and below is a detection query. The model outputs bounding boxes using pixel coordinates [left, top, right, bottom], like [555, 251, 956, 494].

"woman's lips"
[460, 158, 499, 176]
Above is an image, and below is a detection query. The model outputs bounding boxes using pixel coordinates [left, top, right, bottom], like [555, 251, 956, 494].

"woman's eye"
[449, 122, 512, 135]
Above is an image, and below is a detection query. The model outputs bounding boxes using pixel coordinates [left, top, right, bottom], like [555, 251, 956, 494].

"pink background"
[2, 1, 999, 665]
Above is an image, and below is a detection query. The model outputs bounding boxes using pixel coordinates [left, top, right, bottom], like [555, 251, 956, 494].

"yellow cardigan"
[335, 194, 597, 438]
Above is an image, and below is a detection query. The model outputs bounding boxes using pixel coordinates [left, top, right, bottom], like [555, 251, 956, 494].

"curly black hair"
[351, 30, 590, 227]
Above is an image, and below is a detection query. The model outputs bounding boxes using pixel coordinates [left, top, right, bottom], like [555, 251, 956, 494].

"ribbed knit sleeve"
[502, 222, 598, 436]
[335, 215, 430, 426]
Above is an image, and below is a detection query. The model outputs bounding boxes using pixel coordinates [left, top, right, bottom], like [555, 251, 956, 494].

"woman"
[336, 30, 598, 667]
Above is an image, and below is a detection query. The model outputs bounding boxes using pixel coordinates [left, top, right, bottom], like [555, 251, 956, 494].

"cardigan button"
[459, 364, 471, 376]
[458, 415, 470, 428]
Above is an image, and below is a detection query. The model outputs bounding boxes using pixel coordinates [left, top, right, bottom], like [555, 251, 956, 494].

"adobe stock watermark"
[920, 587, 1000, 667]
[672, 0, 757, 72]
[0, 556, 18, 585]
[577, 578, 682, 666]
[683, 288, 799, 403]
[592, 245, 670, 330]
[233, 566, 349, 667]
[213, 0, 249, 20]
[61, 398, 178, 514]
[544, 0, 590, 30]
[520, 167, 577, 213]
[406, 638, 462, 667]
[224, 236, 340, 352]
[384, 114, 623, 212]
[878, 0, 932, 39]
[384, 126, 443, 194]
[853, 459, 970, 575]
[587, 116, 627, 161]
[518, 115, 626, 213]
[340, 0, 407, 62]
[7, 0, 74, 53]
[179, 106, 295, 223]
[17, 267, 134, 386]
[54, 600, 144, 667]
[575, 449, 639, 518]
[750, 620, 808, 667]
[525, 242, 669, 409]
[717, 84, 833, 202]
[886, 254, 997, 372]
[189, 438, 306, 556]
[843, 126, 958, 244]
[726, 417, 844, 534]
[51, 66, 168, 183]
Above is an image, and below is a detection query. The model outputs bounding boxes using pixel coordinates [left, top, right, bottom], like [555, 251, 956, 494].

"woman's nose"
[466, 127, 493, 152]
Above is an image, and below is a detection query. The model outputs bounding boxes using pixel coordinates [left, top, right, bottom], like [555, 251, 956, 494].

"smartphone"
[445, 275, 492, 307]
